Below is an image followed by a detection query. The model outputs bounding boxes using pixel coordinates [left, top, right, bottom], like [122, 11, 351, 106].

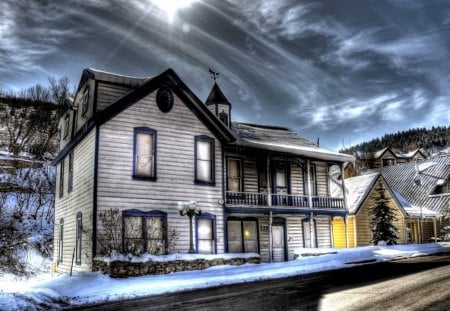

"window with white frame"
[133, 127, 157, 180]
[195, 136, 215, 185]
[227, 218, 259, 253]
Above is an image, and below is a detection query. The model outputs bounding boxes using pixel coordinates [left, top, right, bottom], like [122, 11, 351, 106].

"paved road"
[72, 254, 450, 311]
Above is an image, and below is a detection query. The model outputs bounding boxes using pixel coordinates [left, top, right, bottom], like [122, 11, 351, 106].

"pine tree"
[369, 181, 399, 245]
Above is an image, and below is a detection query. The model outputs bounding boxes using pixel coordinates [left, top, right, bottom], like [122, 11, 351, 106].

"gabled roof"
[396, 149, 427, 159]
[342, 173, 380, 214]
[392, 190, 439, 218]
[381, 154, 450, 215]
[77, 68, 146, 92]
[230, 122, 355, 163]
[373, 147, 395, 159]
[53, 68, 236, 165]
[205, 82, 231, 107]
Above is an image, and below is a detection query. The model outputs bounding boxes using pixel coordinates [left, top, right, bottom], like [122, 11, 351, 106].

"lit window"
[195, 136, 215, 185]
[133, 127, 157, 180]
[226, 218, 259, 253]
[196, 215, 216, 254]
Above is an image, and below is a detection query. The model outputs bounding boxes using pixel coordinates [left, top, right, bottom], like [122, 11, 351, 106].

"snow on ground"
[1, 243, 449, 310]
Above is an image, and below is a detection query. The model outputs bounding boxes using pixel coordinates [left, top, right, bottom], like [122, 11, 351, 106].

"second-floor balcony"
[225, 191, 345, 210]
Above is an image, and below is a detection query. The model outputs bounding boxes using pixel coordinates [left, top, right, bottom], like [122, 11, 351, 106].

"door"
[303, 218, 316, 248]
[272, 222, 286, 262]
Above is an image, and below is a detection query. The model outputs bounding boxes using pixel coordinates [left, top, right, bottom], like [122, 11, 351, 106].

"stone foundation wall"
[93, 256, 261, 278]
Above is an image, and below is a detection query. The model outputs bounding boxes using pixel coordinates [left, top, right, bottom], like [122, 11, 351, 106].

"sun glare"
[152, 0, 198, 22]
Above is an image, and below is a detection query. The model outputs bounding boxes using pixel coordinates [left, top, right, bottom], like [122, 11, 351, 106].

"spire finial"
[209, 68, 220, 81]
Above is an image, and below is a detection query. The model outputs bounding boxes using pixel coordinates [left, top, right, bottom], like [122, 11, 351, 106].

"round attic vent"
[156, 87, 174, 113]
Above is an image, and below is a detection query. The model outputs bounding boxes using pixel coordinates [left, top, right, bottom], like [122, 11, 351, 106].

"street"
[72, 254, 450, 311]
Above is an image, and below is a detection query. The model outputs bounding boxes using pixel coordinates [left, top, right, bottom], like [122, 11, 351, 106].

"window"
[227, 218, 259, 253]
[68, 152, 74, 193]
[75, 213, 82, 265]
[304, 164, 317, 196]
[122, 210, 167, 255]
[382, 158, 395, 167]
[58, 218, 64, 263]
[63, 114, 69, 139]
[219, 111, 229, 126]
[59, 159, 64, 198]
[431, 178, 450, 195]
[81, 86, 90, 116]
[303, 218, 317, 248]
[195, 136, 215, 185]
[133, 127, 157, 180]
[196, 214, 216, 254]
[227, 158, 242, 192]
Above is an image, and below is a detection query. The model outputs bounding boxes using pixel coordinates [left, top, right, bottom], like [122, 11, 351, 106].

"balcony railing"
[226, 191, 345, 210]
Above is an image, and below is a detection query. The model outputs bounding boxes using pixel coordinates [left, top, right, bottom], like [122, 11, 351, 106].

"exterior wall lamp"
[178, 201, 201, 253]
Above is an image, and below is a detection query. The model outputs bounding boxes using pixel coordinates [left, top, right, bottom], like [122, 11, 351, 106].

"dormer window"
[63, 114, 69, 139]
[219, 111, 229, 126]
[431, 178, 450, 195]
[81, 86, 90, 116]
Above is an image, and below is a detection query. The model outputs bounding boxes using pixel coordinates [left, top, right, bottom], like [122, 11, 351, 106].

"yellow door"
[332, 217, 346, 248]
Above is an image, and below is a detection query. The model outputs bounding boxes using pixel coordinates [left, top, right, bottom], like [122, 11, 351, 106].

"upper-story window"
[63, 114, 69, 139]
[195, 135, 215, 185]
[68, 152, 74, 193]
[59, 158, 64, 198]
[219, 111, 229, 126]
[227, 158, 242, 192]
[304, 164, 317, 196]
[382, 157, 395, 167]
[431, 178, 450, 195]
[81, 86, 90, 116]
[133, 127, 157, 180]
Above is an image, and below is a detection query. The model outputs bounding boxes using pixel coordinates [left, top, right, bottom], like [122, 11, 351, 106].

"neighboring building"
[336, 173, 439, 247]
[381, 154, 450, 241]
[356, 147, 427, 172]
[52, 68, 354, 273]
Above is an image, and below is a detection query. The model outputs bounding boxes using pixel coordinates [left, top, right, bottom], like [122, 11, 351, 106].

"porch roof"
[230, 122, 355, 163]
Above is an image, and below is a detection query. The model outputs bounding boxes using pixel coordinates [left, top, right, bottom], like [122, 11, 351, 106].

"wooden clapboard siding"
[315, 162, 329, 196]
[290, 163, 304, 195]
[286, 216, 303, 260]
[316, 215, 332, 248]
[95, 82, 134, 112]
[96, 91, 225, 254]
[54, 129, 96, 273]
[347, 216, 356, 247]
[356, 182, 406, 246]
[243, 157, 258, 193]
[257, 217, 270, 262]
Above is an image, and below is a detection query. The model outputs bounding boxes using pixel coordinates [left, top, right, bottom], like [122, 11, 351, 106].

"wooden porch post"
[269, 210, 273, 263]
[306, 159, 313, 209]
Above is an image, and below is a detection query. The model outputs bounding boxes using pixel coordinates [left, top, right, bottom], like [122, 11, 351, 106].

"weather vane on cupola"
[209, 68, 219, 81]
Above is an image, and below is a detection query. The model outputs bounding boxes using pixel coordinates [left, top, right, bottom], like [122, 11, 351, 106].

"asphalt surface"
[71, 254, 450, 311]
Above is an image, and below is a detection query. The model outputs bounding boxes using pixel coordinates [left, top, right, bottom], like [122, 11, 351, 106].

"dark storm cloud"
[1, 0, 449, 150]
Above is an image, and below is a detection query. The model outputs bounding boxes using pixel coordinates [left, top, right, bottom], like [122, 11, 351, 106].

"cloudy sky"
[1, 0, 449, 151]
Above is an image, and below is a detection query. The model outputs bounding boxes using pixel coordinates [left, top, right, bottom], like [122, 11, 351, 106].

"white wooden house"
[52, 68, 355, 273]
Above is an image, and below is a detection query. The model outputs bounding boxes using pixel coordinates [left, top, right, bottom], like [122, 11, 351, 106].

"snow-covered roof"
[84, 68, 146, 87]
[231, 122, 355, 163]
[392, 191, 439, 218]
[343, 173, 380, 213]
[382, 154, 450, 215]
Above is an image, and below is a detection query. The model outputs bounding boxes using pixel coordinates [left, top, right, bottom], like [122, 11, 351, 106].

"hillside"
[340, 126, 450, 155]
